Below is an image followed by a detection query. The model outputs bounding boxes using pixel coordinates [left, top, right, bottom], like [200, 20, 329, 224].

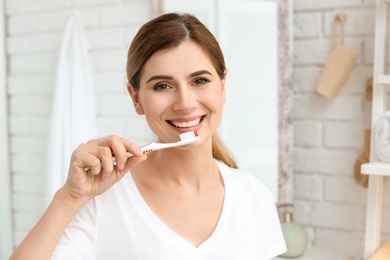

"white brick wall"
[5, 0, 155, 247]
[5, 0, 389, 259]
[293, 1, 389, 259]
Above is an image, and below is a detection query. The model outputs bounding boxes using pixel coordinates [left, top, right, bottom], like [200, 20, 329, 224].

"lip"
[166, 115, 205, 133]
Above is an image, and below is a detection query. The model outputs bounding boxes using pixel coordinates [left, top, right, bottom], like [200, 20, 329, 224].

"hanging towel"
[45, 12, 97, 206]
[374, 111, 390, 163]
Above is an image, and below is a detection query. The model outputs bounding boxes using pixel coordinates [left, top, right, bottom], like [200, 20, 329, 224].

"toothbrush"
[84, 131, 200, 171]
[136, 130, 200, 155]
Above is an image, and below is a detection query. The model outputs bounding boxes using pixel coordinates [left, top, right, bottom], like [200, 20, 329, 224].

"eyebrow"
[145, 70, 213, 84]
[146, 75, 173, 84]
[190, 70, 213, 77]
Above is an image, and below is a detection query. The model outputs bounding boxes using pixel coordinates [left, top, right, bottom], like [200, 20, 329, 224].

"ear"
[127, 82, 145, 115]
[221, 70, 227, 104]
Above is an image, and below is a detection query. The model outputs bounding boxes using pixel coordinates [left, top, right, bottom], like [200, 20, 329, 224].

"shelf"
[378, 74, 390, 84]
[361, 162, 390, 176]
[364, 0, 388, 258]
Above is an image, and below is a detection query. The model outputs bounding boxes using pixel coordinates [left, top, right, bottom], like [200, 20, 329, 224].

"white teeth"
[171, 118, 201, 128]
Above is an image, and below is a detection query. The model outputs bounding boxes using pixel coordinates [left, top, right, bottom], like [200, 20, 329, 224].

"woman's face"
[129, 41, 226, 144]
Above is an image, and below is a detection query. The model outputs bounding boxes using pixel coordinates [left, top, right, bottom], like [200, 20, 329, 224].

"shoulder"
[217, 160, 271, 192]
[215, 160, 286, 257]
[216, 160, 275, 204]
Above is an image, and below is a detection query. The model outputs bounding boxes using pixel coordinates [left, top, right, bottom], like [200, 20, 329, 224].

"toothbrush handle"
[119, 140, 190, 160]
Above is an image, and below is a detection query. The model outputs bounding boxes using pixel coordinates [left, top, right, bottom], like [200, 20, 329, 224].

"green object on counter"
[279, 212, 308, 258]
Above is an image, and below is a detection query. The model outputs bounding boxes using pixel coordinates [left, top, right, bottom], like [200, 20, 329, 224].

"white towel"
[45, 12, 97, 206]
[374, 111, 390, 163]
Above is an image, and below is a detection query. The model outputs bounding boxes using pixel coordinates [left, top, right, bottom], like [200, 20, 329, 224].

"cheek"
[141, 94, 169, 118]
[202, 89, 225, 111]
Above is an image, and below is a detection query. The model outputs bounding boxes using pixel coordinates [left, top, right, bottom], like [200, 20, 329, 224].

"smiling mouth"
[167, 116, 205, 128]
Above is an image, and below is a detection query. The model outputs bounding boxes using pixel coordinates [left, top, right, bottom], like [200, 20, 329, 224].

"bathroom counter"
[272, 247, 351, 260]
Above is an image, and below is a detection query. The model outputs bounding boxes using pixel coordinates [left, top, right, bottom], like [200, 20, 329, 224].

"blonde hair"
[127, 13, 238, 168]
[212, 134, 238, 169]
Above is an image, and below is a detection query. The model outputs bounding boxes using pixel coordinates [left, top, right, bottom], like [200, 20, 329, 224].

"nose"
[173, 86, 197, 112]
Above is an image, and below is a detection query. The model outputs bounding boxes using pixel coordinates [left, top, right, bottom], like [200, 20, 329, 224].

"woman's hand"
[64, 135, 147, 201]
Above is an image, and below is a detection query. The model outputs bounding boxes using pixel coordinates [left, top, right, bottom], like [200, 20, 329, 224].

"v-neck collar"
[127, 160, 231, 255]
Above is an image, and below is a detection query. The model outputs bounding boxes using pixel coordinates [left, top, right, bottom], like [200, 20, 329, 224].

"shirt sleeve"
[51, 198, 98, 260]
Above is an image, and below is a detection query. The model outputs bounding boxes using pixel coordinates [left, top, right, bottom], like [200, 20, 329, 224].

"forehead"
[141, 41, 216, 81]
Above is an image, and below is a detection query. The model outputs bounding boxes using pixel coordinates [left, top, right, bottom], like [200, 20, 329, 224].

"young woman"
[10, 13, 286, 259]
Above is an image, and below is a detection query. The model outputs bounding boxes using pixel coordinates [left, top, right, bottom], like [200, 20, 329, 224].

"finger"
[91, 136, 143, 169]
[84, 136, 144, 175]
[97, 146, 114, 179]
[86, 137, 120, 173]
[71, 145, 101, 175]
[122, 153, 147, 173]
[109, 136, 129, 171]
[121, 138, 144, 157]
[77, 143, 114, 176]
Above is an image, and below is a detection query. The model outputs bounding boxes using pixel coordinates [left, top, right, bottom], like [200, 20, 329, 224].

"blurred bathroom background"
[0, 1, 389, 260]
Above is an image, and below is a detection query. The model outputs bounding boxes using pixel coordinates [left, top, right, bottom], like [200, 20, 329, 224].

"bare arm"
[10, 188, 89, 260]
[9, 135, 146, 260]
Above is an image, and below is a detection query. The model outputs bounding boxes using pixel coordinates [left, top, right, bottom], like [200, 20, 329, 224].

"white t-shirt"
[53, 160, 286, 260]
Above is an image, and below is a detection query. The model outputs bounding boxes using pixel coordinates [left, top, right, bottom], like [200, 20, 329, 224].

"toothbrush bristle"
[179, 130, 199, 141]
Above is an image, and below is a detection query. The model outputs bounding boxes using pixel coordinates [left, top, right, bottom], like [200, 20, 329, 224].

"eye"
[193, 77, 210, 86]
[153, 83, 171, 91]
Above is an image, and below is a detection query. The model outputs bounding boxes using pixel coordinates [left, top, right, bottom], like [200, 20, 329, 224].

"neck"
[134, 141, 220, 188]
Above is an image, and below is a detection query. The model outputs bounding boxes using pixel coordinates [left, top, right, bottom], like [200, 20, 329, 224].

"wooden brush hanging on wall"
[354, 77, 373, 188]
[316, 13, 356, 98]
